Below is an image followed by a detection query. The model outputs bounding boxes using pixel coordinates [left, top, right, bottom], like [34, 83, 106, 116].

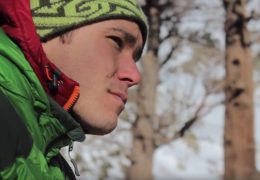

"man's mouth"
[108, 91, 127, 104]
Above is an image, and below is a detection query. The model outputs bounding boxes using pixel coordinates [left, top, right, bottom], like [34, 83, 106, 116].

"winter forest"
[62, 0, 260, 179]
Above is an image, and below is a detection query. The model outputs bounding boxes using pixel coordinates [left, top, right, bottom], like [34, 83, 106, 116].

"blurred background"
[62, 0, 260, 179]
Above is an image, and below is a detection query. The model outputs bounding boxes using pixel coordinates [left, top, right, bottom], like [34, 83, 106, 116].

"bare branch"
[159, 42, 180, 68]
[160, 25, 178, 43]
[172, 77, 224, 140]
[173, 91, 208, 139]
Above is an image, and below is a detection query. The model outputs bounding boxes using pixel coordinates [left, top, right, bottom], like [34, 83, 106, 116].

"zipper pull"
[68, 141, 80, 176]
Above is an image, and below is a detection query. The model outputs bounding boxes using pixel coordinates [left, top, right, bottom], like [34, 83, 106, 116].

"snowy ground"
[153, 104, 260, 180]
[154, 105, 224, 180]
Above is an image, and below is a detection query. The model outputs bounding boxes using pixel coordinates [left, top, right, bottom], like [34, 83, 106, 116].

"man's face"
[43, 20, 143, 134]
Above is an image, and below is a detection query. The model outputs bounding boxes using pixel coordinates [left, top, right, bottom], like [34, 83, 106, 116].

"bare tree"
[127, 1, 160, 179]
[127, 0, 225, 179]
[223, 0, 256, 179]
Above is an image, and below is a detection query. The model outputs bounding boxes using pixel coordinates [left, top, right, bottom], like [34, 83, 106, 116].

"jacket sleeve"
[0, 89, 67, 180]
[0, 89, 33, 172]
[0, 52, 72, 179]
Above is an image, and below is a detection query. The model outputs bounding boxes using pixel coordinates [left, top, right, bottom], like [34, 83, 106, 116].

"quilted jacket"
[0, 0, 85, 179]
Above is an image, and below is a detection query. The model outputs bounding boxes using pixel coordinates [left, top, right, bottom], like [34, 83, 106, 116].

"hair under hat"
[30, 0, 148, 43]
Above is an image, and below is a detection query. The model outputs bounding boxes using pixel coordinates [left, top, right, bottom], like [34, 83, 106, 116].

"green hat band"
[31, 0, 148, 42]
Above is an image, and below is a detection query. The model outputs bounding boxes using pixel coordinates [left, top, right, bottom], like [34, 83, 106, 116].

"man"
[0, 0, 148, 179]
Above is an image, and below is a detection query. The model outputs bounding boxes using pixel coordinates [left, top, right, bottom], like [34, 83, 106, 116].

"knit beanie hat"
[30, 0, 148, 43]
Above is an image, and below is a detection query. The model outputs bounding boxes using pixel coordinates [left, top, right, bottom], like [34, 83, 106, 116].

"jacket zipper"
[45, 137, 80, 177]
[63, 85, 80, 111]
[68, 141, 80, 176]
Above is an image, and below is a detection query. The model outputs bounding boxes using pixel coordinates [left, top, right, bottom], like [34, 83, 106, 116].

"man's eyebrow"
[109, 27, 137, 46]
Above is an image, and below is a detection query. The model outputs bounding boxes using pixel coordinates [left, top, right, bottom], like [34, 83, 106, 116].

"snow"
[255, 106, 260, 171]
[154, 106, 224, 180]
[154, 141, 223, 180]
[153, 96, 260, 180]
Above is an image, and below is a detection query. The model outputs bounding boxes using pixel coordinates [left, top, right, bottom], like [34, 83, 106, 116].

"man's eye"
[107, 36, 123, 49]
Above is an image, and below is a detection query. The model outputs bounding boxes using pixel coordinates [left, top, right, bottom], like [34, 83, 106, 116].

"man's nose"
[117, 56, 141, 87]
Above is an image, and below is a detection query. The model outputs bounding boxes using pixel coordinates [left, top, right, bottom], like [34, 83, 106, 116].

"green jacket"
[0, 28, 85, 179]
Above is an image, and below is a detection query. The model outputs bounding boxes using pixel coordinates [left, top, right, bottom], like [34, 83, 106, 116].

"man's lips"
[109, 91, 127, 104]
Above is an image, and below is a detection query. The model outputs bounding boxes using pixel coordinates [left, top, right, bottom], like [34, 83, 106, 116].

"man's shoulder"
[0, 51, 33, 101]
[0, 28, 44, 101]
[0, 28, 29, 66]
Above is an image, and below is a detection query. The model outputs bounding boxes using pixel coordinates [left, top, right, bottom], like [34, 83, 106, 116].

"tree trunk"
[223, 0, 255, 179]
[127, 2, 160, 180]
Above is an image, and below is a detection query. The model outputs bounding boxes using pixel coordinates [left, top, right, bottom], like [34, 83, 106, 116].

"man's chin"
[70, 108, 118, 135]
[80, 121, 117, 135]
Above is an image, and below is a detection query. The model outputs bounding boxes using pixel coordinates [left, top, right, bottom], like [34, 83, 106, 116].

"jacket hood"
[0, 0, 79, 110]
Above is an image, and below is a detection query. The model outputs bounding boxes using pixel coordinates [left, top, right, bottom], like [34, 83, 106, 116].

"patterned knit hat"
[30, 0, 148, 43]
